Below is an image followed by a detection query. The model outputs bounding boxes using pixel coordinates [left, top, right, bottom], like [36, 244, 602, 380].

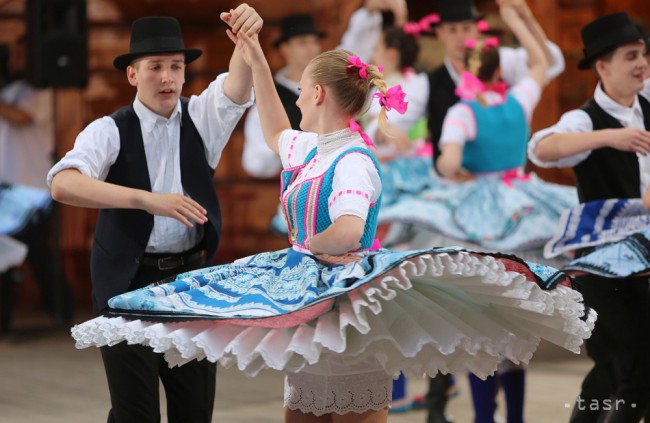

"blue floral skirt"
[545, 198, 650, 278]
[72, 247, 594, 380]
[378, 172, 577, 253]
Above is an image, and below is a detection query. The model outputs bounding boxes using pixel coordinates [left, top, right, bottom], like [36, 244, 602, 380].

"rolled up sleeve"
[189, 73, 255, 169]
[527, 109, 593, 168]
[47, 117, 120, 186]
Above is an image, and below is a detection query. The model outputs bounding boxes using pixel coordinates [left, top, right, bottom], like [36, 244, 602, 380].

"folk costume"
[72, 128, 594, 416]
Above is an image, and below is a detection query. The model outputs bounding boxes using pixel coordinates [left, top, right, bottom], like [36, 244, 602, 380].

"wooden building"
[0, 0, 648, 311]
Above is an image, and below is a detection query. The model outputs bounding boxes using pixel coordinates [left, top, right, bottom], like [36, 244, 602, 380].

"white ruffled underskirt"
[72, 252, 595, 382]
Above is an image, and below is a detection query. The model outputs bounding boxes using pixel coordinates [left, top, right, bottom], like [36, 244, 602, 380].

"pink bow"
[403, 13, 440, 37]
[465, 38, 478, 49]
[347, 56, 370, 79]
[349, 119, 375, 147]
[370, 238, 382, 251]
[501, 168, 530, 188]
[477, 19, 490, 32]
[484, 37, 499, 48]
[373, 84, 409, 115]
[465, 37, 500, 50]
[454, 71, 508, 101]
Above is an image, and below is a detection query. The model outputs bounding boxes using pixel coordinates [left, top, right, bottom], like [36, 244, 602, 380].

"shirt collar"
[274, 67, 301, 95]
[594, 82, 642, 127]
[444, 57, 461, 86]
[133, 96, 182, 133]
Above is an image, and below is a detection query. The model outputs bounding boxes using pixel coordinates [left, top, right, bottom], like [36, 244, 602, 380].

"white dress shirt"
[47, 73, 254, 253]
[242, 69, 299, 178]
[528, 79, 650, 194]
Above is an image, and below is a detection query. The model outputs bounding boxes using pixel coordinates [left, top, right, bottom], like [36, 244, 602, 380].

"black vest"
[427, 65, 460, 163]
[573, 96, 650, 202]
[276, 82, 302, 130]
[90, 98, 221, 310]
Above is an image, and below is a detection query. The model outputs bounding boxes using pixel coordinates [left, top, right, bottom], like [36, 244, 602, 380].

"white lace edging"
[284, 370, 391, 416]
[71, 251, 594, 378]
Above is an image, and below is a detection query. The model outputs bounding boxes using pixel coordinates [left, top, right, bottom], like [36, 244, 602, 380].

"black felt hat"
[438, 0, 484, 23]
[113, 16, 202, 71]
[578, 12, 644, 70]
[273, 14, 326, 48]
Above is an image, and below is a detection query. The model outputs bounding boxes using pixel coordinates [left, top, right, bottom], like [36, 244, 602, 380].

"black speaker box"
[26, 0, 88, 88]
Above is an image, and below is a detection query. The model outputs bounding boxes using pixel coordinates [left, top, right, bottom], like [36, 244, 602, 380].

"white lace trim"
[284, 370, 391, 416]
[317, 128, 361, 156]
[71, 251, 595, 379]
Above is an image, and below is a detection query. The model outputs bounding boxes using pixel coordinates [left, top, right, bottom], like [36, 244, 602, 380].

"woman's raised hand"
[220, 4, 263, 37]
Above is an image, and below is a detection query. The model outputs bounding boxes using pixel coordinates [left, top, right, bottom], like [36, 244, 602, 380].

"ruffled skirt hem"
[71, 251, 595, 379]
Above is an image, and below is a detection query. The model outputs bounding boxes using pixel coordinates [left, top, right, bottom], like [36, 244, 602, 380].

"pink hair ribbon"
[349, 119, 375, 147]
[465, 38, 478, 49]
[477, 19, 490, 33]
[403, 13, 440, 37]
[373, 84, 409, 115]
[455, 71, 508, 101]
[484, 37, 500, 48]
[465, 37, 499, 50]
[347, 56, 370, 79]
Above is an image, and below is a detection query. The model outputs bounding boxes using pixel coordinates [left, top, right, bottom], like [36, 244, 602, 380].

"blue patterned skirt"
[545, 198, 650, 278]
[378, 172, 577, 253]
[72, 247, 594, 379]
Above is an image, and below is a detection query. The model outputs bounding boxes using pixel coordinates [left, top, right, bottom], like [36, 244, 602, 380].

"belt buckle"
[157, 256, 183, 270]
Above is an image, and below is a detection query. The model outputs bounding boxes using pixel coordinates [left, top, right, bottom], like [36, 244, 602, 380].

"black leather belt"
[140, 249, 206, 271]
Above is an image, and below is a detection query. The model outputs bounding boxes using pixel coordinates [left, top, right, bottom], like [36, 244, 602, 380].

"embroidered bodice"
[278, 129, 382, 252]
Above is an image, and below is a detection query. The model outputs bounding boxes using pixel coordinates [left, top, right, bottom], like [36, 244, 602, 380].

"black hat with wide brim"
[113, 16, 202, 71]
[578, 12, 644, 70]
[437, 0, 484, 23]
[273, 14, 326, 48]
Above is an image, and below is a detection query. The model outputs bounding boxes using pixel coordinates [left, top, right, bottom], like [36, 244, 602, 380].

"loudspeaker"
[26, 0, 88, 88]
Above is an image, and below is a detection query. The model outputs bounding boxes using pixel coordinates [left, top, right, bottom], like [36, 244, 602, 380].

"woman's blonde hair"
[308, 50, 390, 132]
[464, 40, 500, 105]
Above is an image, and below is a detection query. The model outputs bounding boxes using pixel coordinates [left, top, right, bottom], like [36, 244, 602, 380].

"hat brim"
[273, 30, 326, 48]
[577, 34, 644, 70]
[427, 14, 487, 37]
[113, 48, 202, 71]
[433, 13, 485, 25]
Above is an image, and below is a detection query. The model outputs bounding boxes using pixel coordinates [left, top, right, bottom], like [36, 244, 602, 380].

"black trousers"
[569, 275, 650, 423]
[100, 259, 216, 423]
[426, 373, 453, 423]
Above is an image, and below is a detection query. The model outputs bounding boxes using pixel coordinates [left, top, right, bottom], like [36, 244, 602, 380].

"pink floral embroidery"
[328, 189, 371, 207]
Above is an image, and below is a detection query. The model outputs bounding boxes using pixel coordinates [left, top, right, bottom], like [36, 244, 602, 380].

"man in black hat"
[48, 5, 263, 422]
[242, 13, 325, 178]
[529, 11, 650, 422]
[427, 0, 564, 166]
